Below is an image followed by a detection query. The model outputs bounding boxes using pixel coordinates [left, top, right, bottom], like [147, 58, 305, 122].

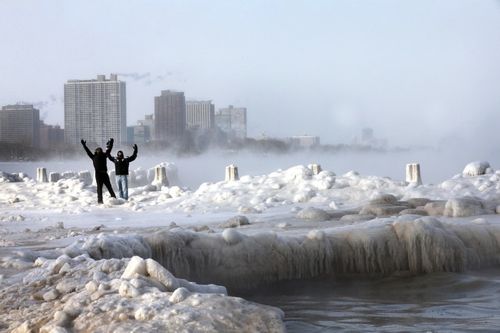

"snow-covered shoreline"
[2, 161, 500, 332]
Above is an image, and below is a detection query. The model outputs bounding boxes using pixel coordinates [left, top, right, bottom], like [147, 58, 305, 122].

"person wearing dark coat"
[108, 143, 138, 200]
[81, 138, 116, 204]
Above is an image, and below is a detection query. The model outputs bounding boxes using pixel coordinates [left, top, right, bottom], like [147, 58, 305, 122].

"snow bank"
[4, 161, 500, 218]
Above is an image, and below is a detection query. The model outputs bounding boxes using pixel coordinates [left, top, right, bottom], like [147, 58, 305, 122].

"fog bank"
[1, 146, 498, 189]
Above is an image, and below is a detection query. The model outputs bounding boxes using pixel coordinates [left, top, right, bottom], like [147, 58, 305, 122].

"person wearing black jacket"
[81, 138, 116, 204]
[108, 143, 138, 200]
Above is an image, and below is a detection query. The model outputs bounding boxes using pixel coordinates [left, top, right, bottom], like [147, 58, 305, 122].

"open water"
[248, 270, 500, 332]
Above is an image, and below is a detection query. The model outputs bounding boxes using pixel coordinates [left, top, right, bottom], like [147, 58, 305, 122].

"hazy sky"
[1, 0, 500, 147]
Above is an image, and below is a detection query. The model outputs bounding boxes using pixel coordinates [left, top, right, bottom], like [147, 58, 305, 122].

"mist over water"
[1, 146, 499, 189]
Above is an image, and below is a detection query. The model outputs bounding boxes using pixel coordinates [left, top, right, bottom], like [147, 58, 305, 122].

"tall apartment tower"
[186, 100, 215, 130]
[154, 90, 186, 142]
[0, 104, 40, 147]
[215, 105, 247, 139]
[64, 74, 126, 146]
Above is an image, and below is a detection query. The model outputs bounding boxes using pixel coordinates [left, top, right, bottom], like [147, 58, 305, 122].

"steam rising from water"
[2, 147, 499, 189]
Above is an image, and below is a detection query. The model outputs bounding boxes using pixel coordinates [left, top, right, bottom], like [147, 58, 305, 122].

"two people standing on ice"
[81, 138, 138, 203]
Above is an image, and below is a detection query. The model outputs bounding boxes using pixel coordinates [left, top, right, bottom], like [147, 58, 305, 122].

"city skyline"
[1, 1, 500, 150]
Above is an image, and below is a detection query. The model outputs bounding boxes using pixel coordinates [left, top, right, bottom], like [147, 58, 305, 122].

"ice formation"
[1, 254, 284, 332]
[94, 218, 500, 291]
[2, 160, 500, 331]
[462, 161, 491, 177]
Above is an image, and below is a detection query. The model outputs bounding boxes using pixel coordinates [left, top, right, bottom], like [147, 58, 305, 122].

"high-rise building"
[154, 90, 186, 142]
[127, 116, 153, 144]
[39, 121, 64, 149]
[64, 74, 126, 146]
[186, 100, 215, 130]
[138, 114, 154, 139]
[0, 104, 40, 147]
[215, 105, 247, 139]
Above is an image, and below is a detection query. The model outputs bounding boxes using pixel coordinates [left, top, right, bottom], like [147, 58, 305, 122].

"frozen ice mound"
[2, 254, 285, 333]
[462, 161, 492, 177]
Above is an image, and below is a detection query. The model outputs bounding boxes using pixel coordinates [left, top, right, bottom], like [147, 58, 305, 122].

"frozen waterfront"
[2, 152, 500, 332]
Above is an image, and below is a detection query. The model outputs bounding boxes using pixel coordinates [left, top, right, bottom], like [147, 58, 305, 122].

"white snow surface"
[2, 161, 500, 332]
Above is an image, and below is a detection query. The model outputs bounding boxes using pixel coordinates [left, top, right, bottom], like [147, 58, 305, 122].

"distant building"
[0, 104, 40, 147]
[215, 105, 247, 139]
[138, 114, 154, 138]
[361, 128, 374, 142]
[127, 114, 153, 144]
[154, 90, 186, 142]
[127, 124, 151, 144]
[39, 121, 64, 149]
[186, 100, 215, 130]
[289, 135, 320, 149]
[64, 74, 127, 146]
[354, 127, 387, 149]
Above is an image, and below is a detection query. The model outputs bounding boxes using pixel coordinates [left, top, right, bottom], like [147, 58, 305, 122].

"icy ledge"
[28, 214, 500, 292]
[142, 216, 500, 290]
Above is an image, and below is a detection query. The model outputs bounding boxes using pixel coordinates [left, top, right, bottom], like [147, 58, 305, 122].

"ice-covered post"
[153, 166, 169, 188]
[79, 171, 93, 186]
[225, 164, 239, 181]
[49, 172, 60, 182]
[310, 163, 322, 175]
[36, 167, 48, 183]
[406, 163, 422, 185]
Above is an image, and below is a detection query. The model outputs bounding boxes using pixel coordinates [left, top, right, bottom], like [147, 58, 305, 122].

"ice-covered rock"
[360, 204, 408, 216]
[406, 198, 432, 208]
[283, 165, 313, 183]
[0, 171, 23, 182]
[340, 214, 375, 222]
[219, 215, 250, 228]
[169, 287, 190, 303]
[146, 258, 180, 291]
[423, 201, 447, 216]
[399, 208, 428, 216]
[462, 161, 491, 177]
[222, 228, 244, 245]
[121, 256, 147, 279]
[80, 234, 151, 260]
[443, 197, 487, 217]
[369, 194, 399, 205]
[296, 207, 331, 221]
[359, 195, 409, 216]
[307, 229, 325, 240]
